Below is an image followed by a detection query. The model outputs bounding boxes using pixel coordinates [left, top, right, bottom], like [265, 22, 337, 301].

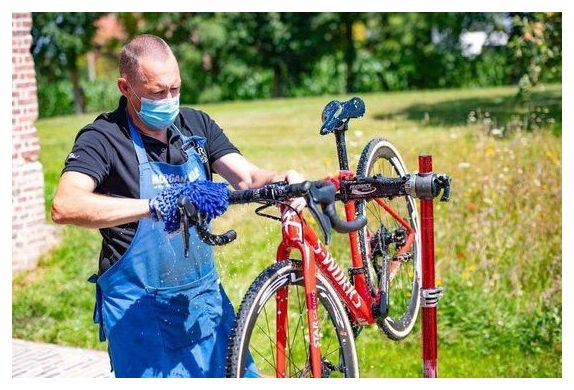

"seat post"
[334, 122, 350, 171]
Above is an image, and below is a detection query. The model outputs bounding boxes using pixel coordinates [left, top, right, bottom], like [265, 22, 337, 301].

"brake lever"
[178, 198, 192, 257]
[306, 194, 333, 245]
[306, 181, 368, 244]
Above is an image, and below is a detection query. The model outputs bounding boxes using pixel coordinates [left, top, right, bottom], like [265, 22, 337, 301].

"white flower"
[491, 128, 504, 137]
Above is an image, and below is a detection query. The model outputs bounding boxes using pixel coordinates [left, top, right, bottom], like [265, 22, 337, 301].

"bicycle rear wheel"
[356, 138, 421, 340]
[225, 260, 359, 377]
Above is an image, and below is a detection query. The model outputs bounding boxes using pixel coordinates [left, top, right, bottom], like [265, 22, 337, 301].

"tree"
[356, 13, 506, 91]
[224, 13, 341, 98]
[31, 13, 103, 114]
[310, 13, 367, 93]
[117, 12, 231, 103]
[508, 12, 562, 101]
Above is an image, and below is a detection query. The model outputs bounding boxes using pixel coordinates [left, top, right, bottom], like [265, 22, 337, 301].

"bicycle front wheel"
[225, 260, 359, 378]
[356, 138, 421, 340]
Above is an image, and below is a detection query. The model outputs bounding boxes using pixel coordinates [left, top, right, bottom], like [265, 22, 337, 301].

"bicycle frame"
[273, 168, 417, 378]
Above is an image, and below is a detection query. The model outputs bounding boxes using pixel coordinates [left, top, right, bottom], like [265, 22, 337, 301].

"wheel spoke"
[250, 345, 277, 372]
[230, 262, 355, 378]
[288, 285, 307, 376]
[254, 321, 304, 375]
[262, 304, 276, 367]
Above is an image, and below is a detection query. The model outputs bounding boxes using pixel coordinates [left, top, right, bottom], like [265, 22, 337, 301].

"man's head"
[117, 34, 181, 131]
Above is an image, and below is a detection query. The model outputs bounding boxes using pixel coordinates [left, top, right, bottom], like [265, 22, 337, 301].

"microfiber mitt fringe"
[154, 180, 230, 233]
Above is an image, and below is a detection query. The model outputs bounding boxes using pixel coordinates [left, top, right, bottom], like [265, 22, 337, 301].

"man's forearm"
[52, 192, 150, 229]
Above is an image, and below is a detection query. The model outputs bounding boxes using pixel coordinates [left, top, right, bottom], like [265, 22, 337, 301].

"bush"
[37, 78, 120, 118]
[353, 50, 385, 93]
[81, 79, 121, 113]
[36, 79, 75, 118]
[198, 85, 223, 104]
[292, 55, 345, 97]
[219, 61, 273, 101]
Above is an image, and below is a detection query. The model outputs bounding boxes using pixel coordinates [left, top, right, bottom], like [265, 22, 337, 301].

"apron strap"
[171, 123, 213, 181]
[127, 113, 213, 181]
[88, 274, 107, 342]
[88, 274, 113, 372]
[170, 123, 185, 140]
[127, 114, 150, 165]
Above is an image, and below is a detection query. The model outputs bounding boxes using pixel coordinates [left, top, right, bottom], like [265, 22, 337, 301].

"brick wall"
[12, 13, 58, 273]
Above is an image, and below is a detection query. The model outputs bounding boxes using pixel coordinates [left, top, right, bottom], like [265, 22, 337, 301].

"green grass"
[12, 84, 562, 377]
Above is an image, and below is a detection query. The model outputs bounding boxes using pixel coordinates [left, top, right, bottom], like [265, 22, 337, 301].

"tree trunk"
[344, 15, 356, 94]
[272, 65, 282, 98]
[70, 63, 85, 114]
[86, 50, 97, 81]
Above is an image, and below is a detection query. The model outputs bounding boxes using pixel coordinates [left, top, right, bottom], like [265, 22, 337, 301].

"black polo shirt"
[62, 96, 240, 274]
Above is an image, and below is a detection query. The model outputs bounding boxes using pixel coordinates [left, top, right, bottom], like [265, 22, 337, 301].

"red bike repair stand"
[419, 155, 444, 378]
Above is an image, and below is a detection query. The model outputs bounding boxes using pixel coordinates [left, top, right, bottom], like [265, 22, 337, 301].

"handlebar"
[227, 179, 368, 244]
[197, 226, 237, 246]
[228, 181, 312, 205]
[404, 173, 451, 202]
[178, 172, 451, 251]
[339, 173, 451, 203]
[179, 179, 367, 250]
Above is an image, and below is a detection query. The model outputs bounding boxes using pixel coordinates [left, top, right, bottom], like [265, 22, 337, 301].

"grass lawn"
[12, 84, 562, 377]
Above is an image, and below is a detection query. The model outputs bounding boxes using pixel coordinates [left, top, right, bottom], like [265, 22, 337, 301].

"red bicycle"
[180, 97, 450, 377]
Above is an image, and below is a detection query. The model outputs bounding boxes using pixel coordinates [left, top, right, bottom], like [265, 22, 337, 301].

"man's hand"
[284, 169, 307, 212]
[211, 153, 307, 211]
[149, 180, 229, 233]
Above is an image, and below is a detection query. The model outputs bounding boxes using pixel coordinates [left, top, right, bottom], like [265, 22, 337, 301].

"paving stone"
[12, 339, 113, 378]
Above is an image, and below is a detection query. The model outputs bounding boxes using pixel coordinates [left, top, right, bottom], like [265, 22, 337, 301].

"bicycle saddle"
[320, 97, 366, 135]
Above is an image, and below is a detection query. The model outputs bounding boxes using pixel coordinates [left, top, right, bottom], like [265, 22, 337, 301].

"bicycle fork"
[299, 241, 322, 377]
[276, 210, 323, 378]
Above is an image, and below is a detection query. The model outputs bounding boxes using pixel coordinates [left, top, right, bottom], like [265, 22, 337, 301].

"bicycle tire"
[356, 137, 421, 340]
[225, 259, 359, 378]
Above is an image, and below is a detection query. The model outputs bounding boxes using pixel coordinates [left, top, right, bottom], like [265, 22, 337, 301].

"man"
[51, 34, 305, 378]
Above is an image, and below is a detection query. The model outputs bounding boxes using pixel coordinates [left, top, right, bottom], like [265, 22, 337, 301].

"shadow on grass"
[374, 88, 562, 133]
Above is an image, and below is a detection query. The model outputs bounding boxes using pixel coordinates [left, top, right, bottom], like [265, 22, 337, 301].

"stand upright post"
[419, 155, 440, 378]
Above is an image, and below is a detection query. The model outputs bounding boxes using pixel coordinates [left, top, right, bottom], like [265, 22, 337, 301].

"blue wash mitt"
[149, 180, 229, 233]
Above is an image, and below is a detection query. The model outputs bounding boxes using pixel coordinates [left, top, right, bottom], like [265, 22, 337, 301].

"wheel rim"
[240, 272, 349, 377]
[357, 142, 420, 335]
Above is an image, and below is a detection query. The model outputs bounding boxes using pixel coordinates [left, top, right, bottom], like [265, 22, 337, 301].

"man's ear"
[117, 78, 129, 97]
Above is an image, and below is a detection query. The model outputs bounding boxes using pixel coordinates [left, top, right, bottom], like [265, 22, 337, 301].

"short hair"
[119, 34, 173, 82]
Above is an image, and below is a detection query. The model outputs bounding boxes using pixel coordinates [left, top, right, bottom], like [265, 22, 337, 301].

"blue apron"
[90, 116, 258, 378]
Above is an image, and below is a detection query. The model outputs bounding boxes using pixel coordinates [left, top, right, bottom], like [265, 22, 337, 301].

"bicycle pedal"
[420, 287, 444, 308]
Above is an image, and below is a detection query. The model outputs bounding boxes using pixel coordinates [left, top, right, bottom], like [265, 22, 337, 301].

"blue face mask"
[128, 85, 180, 130]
